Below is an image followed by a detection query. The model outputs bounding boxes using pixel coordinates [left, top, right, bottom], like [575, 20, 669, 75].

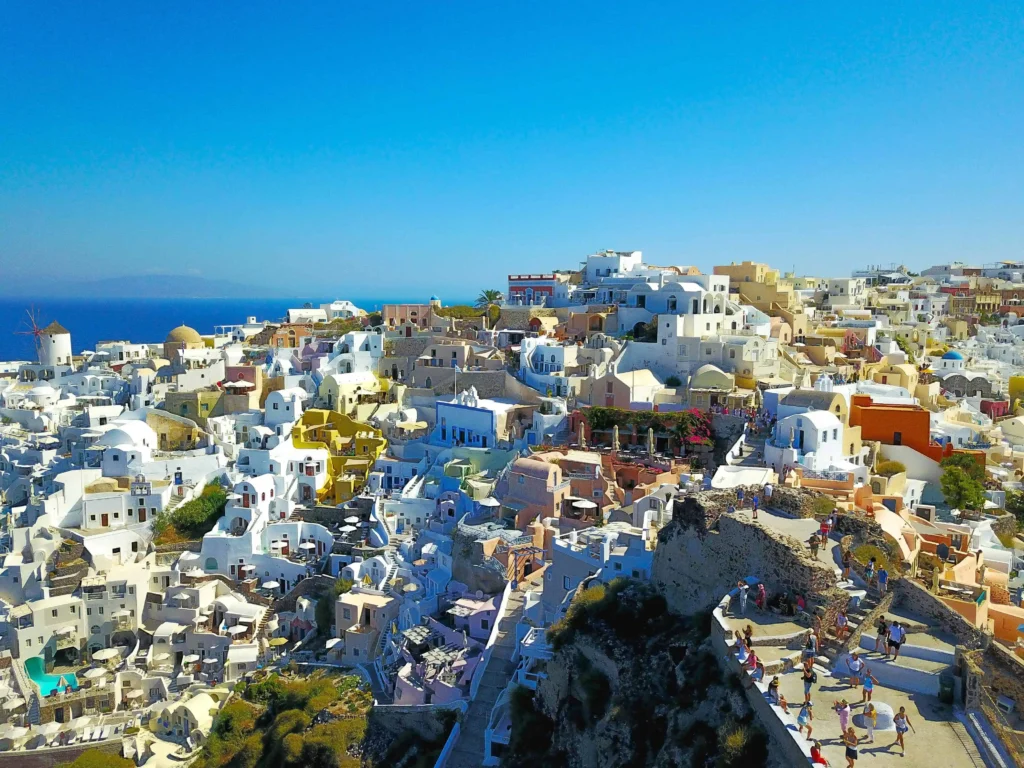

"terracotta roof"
[40, 321, 69, 335]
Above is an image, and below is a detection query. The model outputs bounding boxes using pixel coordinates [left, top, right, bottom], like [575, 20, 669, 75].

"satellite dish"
[936, 543, 950, 561]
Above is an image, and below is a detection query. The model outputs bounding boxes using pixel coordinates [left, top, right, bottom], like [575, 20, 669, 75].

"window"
[593, 490, 602, 498]
[729, 350, 735, 359]
[343, 608, 352, 620]
[833, 429, 838, 440]
[91, 625, 101, 635]
[518, 475, 525, 485]
[98, 607, 104, 615]
[87, 608, 92, 616]
[563, 576, 571, 590]
[131, 541, 139, 552]
[25, 640, 30, 648]
[51, 609, 58, 618]
[273, 402, 279, 410]
[821, 431, 827, 443]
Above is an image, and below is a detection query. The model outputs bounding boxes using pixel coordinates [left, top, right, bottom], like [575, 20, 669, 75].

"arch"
[425, 377, 432, 388]
[205, 557, 218, 571]
[703, 298, 709, 313]
[633, 322, 647, 338]
[667, 296, 678, 312]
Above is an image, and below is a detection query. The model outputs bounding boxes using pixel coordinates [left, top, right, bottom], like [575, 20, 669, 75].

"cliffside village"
[2, 253, 1024, 766]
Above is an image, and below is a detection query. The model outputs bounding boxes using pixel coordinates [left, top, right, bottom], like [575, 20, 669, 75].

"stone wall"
[274, 574, 336, 614]
[990, 512, 1018, 541]
[154, 540, 202, 554]
[653, 491, 844, 619]
[892, 577, 985, 649]
[497, 307, 559, 331]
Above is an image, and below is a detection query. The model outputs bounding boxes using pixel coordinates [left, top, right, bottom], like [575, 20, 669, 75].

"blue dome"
[942, 350, 964, 360]
[430, 295, 440, 301]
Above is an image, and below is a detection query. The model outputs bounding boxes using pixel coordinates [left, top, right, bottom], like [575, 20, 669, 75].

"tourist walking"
[835, 609, 850, 642]
[844, 727, 859, 767]
[751, 494, 759, 519]
[737, 487, 745, 508]
[888, 621, 906, 660]
[842, 548, 853, 581]
[877, 565, 889, 596]
[861, 670, 878, 703]
[744, 624, 754, 647]
[763, 482, 773, 504]
[846, 652, 865, 688]
[798, 702, 814, 740]
[737, 580, 749, 616]
[809, 533, 820, 559]
[893, 706, 916, 756]
[803, 632, 819, 663]
[801, 661, 817, 703]
[834, 699, 851, 734]
[864, 703, 877, 743]
[874, 617, 889, 654]
[864, 557, 876, 584]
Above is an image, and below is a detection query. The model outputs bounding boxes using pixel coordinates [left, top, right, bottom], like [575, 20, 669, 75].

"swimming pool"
[24, 656, 80, 696]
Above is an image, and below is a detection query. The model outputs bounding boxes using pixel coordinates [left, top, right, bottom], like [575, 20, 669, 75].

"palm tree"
[476, 289, 503, 308]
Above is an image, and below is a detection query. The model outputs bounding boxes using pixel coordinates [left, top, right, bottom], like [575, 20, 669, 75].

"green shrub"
[811, 496, 834, 518]
[875, 460, 906, 477]
[853, 544, 890, 574]
[665, 375, 682, 388]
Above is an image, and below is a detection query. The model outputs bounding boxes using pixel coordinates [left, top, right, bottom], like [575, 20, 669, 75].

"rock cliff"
[501, 579, 769, 768]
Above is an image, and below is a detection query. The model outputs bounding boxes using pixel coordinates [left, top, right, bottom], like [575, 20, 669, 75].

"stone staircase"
[736, 432, 767, 468]
[10, 658, 40, 725]
[48, 538, 88, 596]
[446, 591, 525, 768]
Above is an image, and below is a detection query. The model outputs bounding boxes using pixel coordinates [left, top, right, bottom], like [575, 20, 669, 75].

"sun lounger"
[81, 728, 92, 742]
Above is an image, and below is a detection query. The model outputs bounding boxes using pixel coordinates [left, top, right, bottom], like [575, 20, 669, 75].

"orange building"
[848, 394, 983, 465]
[269, 323, 313, 349]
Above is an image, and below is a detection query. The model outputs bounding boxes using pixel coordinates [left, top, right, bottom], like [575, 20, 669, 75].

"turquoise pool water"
[24, 657, 80, 696]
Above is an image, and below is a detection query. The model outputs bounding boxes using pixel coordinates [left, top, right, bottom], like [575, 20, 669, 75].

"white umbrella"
[325, 638, 341, 650]
[71, 716, 94, 730]
[55, 625, 75, 636]
[125, 689, 143, 700]
[152, 652, 170, 662]
[573, 499, 598, 509]
[227, 625, 246, 635]
[36, 721, 61, 736]
[479, 497, 501, 507]
[171, 592, 190, 602]
[92, 647, 119, 660]
[270, 541, 284, 550]
[0, 685, 10, 699]
[340, 525, 357, 533]
[83, 667, 107, 679]
[181, 653, 200, 663]
[261, 581, 280, 590]
[5, 725, 28, 740]
[344, 516, 360, 523]
[299, 541, 316, 550]
[3, 697, 25, 710]
[202, 657, 218, 664]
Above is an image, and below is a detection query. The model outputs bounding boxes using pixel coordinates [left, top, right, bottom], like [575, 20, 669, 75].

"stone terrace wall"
[653, 491, 845, 618]
[893, 577, 985, 649]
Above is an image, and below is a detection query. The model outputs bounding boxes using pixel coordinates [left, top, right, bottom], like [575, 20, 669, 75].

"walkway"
[446, 590, 524, 768]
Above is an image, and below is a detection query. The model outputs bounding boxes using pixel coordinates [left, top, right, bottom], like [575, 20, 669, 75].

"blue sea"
[0, 297, 467, 362]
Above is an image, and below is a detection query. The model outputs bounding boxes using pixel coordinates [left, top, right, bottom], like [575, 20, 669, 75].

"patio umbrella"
[325, 638, 341, 650]
[573, 499, 598, 510]
[261, 581, 280, 590]
[202, 657, 219, 664]
[340, 525, 357, 533]
[181, 653, 200, 663]
[299, 541, 317, 550]
[344, 516, 360, 523]
[171, 593, 190, 602]
[125, 689, 143, 700]
[3, 697, 25, 711]
[268, 637, 287, 647]
[36, 721, 61, 736]
[478, 497, 500, 508]
[152, 652, 170, 662]
[227, 625, 246, 635]
[92, 647, 119, 661]
[5, 726, 28, 740]
[83, 667, 107, 679]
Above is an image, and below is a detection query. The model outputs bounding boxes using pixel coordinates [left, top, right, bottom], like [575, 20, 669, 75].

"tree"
[940, 466, 985, 511]
[1005, 490, 1024, 527]
[875, 460, 906, 477]
[315, 578, 353, 636]
[665, 375, 682, 388]
[940, 453, 985, 483]
[476, 289, 503, 307]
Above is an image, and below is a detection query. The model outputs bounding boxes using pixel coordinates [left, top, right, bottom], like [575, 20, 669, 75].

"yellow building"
[292, 409, 387, 505]
[714, 260, 780, 286]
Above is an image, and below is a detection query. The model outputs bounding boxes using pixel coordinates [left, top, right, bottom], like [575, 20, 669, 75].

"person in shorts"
[844, 727, 859, 767]
[887, 621, 905, 660]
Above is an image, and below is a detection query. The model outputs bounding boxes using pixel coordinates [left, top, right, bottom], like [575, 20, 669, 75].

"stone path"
[446, 590, 525, 768]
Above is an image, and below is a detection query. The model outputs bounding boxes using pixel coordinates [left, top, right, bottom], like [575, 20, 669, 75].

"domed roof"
[430, 295, 440, 301]
[166, 325, 202, 344]
[942, 350, 964, 360]
[28, 383, 56, 396]
[694, 363, 726, 377]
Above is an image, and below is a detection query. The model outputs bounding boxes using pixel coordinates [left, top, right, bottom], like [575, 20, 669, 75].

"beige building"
[334, 589, 399, 663]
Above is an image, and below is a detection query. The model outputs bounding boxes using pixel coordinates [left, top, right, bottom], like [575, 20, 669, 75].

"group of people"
[874, 618, 908, 660]
[733, 481, 773, 520]
[830, 698, 916, 765]
[734, 579, 769, 615]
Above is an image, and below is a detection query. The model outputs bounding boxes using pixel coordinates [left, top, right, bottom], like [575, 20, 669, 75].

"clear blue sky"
[2, 1, 1022, 297]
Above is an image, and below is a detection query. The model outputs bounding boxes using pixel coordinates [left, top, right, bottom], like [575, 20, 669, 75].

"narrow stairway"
[445, 591, 525, 768]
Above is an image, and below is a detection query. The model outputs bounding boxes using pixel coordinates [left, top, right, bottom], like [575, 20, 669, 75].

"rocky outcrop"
[653, 491, 845, 619]
[503, 580, 770, 768]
